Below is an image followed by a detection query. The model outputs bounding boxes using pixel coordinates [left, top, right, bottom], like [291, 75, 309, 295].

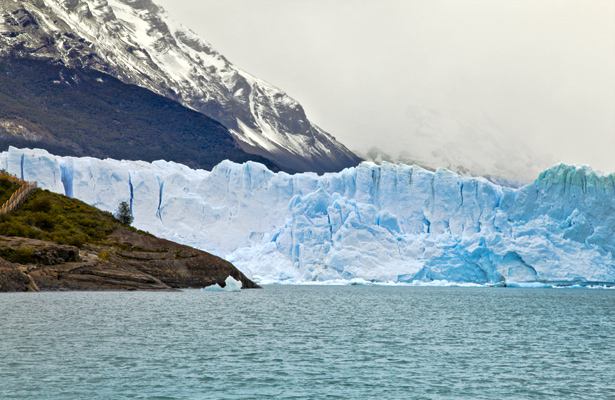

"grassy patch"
[98, 250, 111, 261]
[0, 178, 20, 206]
[0, 246, 35, 264]
[0, 186, 120, 247]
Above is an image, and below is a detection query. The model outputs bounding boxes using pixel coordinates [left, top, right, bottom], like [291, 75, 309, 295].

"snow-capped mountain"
[4, 146, 615, 286]
[0, 0, 361, 173]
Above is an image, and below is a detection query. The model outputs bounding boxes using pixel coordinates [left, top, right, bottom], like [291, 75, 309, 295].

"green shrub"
[98, 250, 111, 261]
[0, 179, 20, 205]
[32, 213, 55, 231]
[0, 246, 36, 264]
[115, 201, 134, 225]
[26, 197, 52, 213]
[0, 220, 41, 238]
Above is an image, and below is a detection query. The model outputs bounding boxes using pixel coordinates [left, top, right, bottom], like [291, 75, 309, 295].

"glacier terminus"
[2, 147, 614, 286]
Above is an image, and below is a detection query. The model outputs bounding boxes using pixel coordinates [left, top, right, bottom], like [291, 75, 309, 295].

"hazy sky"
[157, 0, 615, 178]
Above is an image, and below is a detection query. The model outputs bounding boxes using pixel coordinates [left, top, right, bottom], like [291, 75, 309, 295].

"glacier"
[1, 147, 615, 286]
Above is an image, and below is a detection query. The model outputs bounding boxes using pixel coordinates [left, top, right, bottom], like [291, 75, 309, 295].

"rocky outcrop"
[0, 229, 259, 291]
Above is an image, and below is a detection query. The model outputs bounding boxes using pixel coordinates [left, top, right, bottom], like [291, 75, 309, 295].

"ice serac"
[2, 147, 615, 286]
[0, 0, 361, 173]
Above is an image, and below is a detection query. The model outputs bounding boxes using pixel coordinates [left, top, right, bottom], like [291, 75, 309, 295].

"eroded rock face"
[0, 229, 259, 291]
[0, 236, 79, 265]
[0, 259, 32, 291]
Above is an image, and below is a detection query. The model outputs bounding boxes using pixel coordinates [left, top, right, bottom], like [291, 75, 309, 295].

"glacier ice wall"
[1, 147, 614, 285]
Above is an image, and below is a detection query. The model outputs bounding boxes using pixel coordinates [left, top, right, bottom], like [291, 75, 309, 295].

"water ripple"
[1, 286, 614, 399]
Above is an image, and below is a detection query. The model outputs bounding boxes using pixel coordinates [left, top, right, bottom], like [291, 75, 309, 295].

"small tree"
[115, 201, 133, 225]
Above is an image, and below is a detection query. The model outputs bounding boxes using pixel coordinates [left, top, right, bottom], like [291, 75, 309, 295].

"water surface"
[1, 286, 614, 399]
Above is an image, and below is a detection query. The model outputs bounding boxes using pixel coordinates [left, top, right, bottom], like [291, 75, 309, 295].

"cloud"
[157, 0, 615, 181]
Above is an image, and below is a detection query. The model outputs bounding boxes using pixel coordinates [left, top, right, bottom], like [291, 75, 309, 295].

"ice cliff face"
[0, 0, 360, 173]
[2, 147, 615, 285]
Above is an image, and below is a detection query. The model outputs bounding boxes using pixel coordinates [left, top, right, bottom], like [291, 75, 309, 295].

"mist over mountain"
[358, 107, 554, 185]
[159, 0, 615, 183]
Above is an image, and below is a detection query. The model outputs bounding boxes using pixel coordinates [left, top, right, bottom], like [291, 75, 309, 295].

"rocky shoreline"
[0, 228, 259, 292]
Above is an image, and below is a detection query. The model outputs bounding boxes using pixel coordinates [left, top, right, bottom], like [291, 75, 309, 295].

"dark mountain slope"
[0, 57, 279, 171]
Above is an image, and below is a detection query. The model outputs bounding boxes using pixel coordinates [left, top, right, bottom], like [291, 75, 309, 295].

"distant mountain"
[0, 57, 279, 171]
[0, 0, 361, 173]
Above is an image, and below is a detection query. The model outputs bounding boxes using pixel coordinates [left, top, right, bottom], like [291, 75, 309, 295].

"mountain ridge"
[0, 0, 361, 173]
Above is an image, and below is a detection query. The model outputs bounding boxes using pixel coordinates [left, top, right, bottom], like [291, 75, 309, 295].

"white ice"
[202, 276, 243, 292]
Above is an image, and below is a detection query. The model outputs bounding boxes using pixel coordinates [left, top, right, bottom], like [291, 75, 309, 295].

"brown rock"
[0, 227, 259, 292]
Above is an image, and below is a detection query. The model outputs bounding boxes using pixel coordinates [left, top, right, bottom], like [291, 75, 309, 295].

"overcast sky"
[157, 0, 615, 179]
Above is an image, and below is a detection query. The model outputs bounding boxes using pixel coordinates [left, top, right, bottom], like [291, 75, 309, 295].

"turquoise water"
[1, 286, 614, 399]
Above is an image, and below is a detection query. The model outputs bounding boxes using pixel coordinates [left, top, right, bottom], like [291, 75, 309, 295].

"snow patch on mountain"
[2, 147, 614, 286]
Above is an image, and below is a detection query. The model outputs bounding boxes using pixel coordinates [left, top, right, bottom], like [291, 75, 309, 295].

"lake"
[1, 286, 614, 399]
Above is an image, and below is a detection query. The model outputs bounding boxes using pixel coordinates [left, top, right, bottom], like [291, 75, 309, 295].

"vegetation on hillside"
[0, 175, 20, 205]
[115, 201, 134, 226]
[0, 186, 119, 247]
